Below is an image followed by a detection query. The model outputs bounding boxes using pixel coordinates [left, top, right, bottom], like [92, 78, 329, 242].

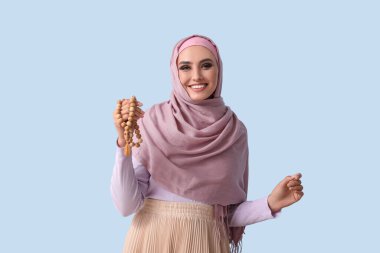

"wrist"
[267, 194, 282, 213]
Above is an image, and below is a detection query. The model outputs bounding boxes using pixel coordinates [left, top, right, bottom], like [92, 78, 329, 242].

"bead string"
[117, 96, 143, 156]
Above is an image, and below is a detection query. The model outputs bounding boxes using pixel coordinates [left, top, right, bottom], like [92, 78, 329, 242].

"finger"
[130, 110, 142, 117]
[135, 107, 144, 113]
[133, 107, 142, 114]
[121, 107, 132, 115]
[116, 118, 123, 125]
[291, 173, 302, 180]
[138, 110, 145, 116]
[135, 111, 145, 118]
[287, 180, 301, 187]
[294, 191, 304, 201]
[113, 109, 120, 117]
[289, 185, 303, 191]
[121, 99, 143, 106]
[122, 106, 141, 114]
[114, 111, 122, 119]
[122, 110, 143, 119]
[288, 180, 301, 186]
[135, 114, 144, 120]
[122, 99, 130, 106]
[116, 114, 122, 121]
[123, 102, 143, 110]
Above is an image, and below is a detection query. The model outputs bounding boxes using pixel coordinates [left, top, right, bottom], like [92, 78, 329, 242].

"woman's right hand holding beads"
[113, 98, 144, 147]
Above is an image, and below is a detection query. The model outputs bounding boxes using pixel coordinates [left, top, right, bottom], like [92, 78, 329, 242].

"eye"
[202, 63, 213, 69]
[179, 65, 190, 71]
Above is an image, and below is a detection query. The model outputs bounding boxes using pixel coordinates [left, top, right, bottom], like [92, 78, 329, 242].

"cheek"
[209, 69, 218, 85]
[178, 72, 189, 86]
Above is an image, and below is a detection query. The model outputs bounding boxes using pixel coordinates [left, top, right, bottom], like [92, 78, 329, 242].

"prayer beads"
[117, 96, 143, 156]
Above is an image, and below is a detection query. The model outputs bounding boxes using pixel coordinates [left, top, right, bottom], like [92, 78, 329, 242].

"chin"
[190, 94, 211, 101]
[188, 90, 216, 101]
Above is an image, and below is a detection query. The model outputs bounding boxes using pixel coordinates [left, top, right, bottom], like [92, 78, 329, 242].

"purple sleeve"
[110, 139, 150, 217]
[229, 196, 281, 227]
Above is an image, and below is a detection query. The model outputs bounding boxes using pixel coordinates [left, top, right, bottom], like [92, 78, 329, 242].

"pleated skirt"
[123, 198, 230, 253]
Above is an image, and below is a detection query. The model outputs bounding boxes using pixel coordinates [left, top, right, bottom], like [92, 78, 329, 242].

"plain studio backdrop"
[0, 1, 379, 252]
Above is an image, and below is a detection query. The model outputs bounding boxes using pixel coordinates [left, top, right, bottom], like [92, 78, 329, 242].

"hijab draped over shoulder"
[133, 34, 249, 252]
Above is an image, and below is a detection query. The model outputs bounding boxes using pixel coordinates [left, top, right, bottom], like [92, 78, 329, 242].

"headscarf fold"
[133, 34, 249, 252]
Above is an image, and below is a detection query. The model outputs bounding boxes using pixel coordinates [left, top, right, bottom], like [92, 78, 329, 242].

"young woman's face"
[177, 46, 219, 101]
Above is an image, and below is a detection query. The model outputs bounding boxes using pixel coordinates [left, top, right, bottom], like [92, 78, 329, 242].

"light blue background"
[1, 0, 379, 252]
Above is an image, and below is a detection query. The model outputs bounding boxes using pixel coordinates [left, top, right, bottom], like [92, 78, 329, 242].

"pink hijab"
[134, 34, 249, 252]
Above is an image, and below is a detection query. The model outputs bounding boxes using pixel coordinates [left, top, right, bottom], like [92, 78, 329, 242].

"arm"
[110, 139, 150, 217]
[229, 195, 281, 227]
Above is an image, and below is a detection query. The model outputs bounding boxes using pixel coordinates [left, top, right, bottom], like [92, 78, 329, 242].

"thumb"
[291, 172, 302, 180]
[284, 172, 302, 181]
[280, 175, 294, 187]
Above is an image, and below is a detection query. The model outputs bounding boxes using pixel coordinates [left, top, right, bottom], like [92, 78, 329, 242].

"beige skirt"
[123, 198, 230, 253]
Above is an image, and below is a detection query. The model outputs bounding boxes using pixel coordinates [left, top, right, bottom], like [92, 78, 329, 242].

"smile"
[189, 83, 208, 92]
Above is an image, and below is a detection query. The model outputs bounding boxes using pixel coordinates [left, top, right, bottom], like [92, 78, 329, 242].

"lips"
[189, 83, 208, 88]
[188, 83, 208, 92]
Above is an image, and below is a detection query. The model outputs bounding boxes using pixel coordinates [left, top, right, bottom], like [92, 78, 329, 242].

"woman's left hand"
[267, 173, 304, 213]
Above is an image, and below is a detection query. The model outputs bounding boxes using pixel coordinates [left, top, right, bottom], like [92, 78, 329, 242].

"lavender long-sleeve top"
[110, 141, 281, 227]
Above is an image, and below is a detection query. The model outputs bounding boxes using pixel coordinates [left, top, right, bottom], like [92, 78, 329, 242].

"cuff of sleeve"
[116, 138, 124, 148]
[116, 138, 132, 159]
[266, 195, 282, 218]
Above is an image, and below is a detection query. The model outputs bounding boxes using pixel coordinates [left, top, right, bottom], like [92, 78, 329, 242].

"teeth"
[191, 84, 207, 89]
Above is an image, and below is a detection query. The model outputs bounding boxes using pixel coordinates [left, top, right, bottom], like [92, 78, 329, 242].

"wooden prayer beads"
[117, 96, 143, 157]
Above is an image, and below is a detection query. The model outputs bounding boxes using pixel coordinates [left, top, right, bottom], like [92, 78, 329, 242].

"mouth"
[188, 83, 208, 92]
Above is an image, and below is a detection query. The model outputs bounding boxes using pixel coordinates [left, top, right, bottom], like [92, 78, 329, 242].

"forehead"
[177, 45, 216, 62]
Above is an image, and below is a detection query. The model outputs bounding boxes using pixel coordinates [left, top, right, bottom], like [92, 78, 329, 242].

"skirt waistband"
[139, 198, 215, 220]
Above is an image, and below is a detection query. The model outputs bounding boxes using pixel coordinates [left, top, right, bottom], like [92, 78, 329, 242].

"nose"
[192, 67, 204, 82]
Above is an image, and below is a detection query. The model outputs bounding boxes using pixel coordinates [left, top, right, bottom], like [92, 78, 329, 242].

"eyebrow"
[178, 58, 213, 65]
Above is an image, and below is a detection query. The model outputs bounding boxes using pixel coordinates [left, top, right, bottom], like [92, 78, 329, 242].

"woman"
[111, 34, 304, 253]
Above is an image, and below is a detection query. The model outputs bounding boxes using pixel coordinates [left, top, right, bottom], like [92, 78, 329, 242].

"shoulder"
[239, 119, 247, 132]
[138, 101, 168, 123]
[228, 107, 248, 136]
[233, 112, 247, 135]
[146, 100, 170, 114]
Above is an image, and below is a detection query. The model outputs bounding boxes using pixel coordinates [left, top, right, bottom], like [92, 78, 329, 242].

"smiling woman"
[177, 46, 219, 101]
[111, 34, 304, 253]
